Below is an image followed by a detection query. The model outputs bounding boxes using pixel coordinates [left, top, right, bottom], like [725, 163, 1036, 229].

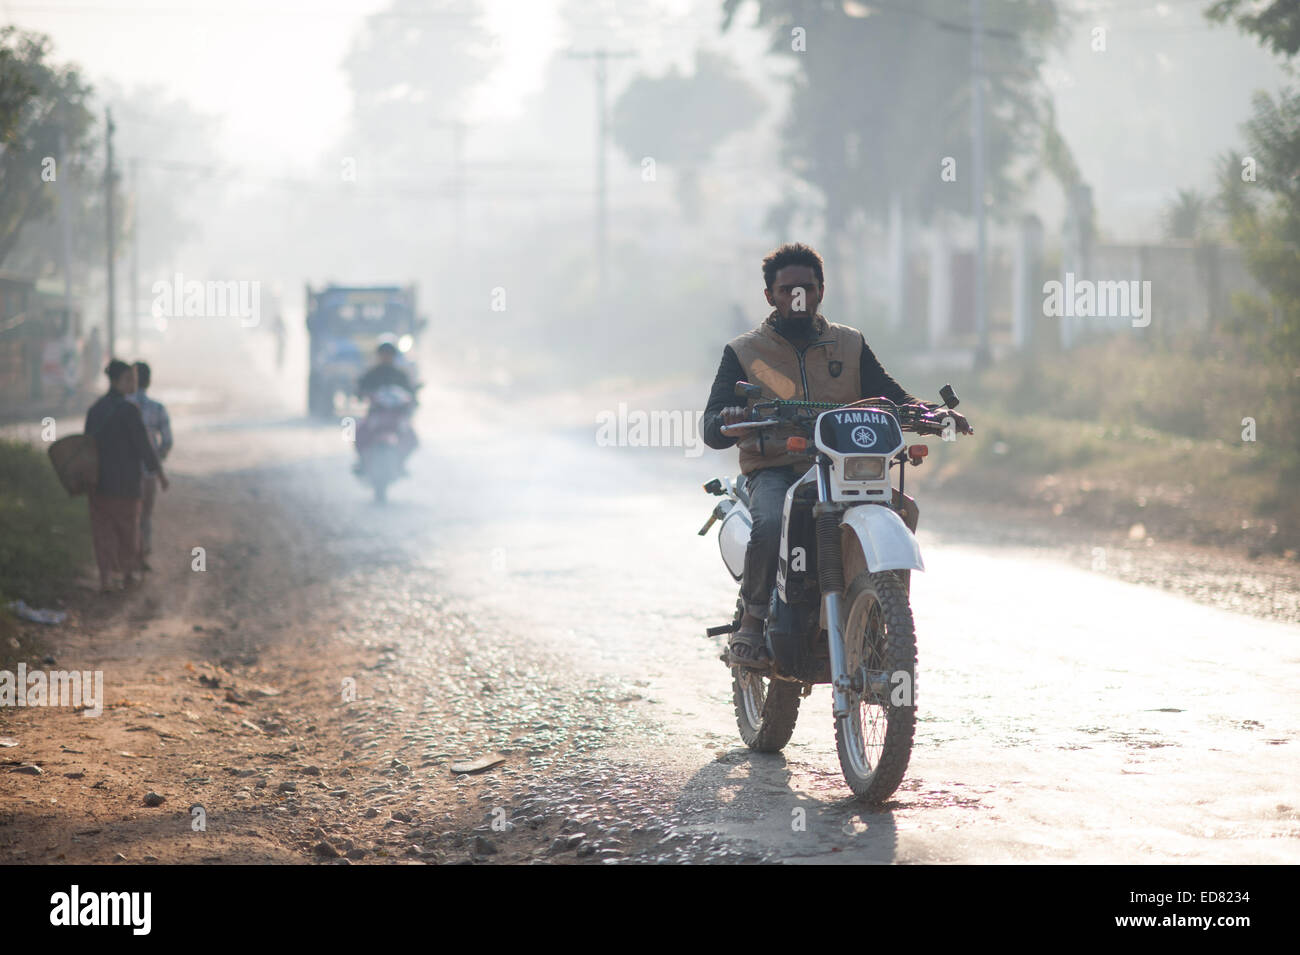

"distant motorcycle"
[699, 382, 971, 802]
[355, 384, 417, 503]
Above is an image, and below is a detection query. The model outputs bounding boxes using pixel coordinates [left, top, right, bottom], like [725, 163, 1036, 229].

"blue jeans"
[740, 465, 803, 618]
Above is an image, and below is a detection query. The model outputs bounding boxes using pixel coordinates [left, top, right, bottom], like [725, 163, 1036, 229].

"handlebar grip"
[720, 418, 781, 436]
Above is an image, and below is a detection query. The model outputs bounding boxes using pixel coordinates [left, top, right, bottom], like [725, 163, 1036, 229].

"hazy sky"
[5, 0, 1296, 240]
[4, 0, 571, 171]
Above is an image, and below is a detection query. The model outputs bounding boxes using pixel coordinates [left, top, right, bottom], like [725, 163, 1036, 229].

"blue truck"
[305, 284, 423, 418]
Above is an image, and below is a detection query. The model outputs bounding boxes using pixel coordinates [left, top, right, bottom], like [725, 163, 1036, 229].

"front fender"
[841, 503, 924, 576]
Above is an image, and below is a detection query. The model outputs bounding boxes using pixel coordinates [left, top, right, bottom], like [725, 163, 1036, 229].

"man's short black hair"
[762, 242, 825, 289]
[105, 359, 131, 383]
[134, 361, 151, 389]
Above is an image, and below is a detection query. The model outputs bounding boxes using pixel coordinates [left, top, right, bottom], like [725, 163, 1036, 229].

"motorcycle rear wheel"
[833, 570, 917, 803]
[733, 667, 801, 753]
[365, 444, 401, 504]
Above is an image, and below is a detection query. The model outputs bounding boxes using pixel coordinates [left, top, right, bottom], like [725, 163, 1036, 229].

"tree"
[1208, 2, 1300, 360]
[1162, 188, 1212, 242]
[610, 49, 765, 220]
[0, 27, 95, 270]
[0, 31, 38, 145]
[1215, 90, 1300, 360]
[1208, 0, 1300, 59]
[340, 0, 494, 173]
[97, 82, 224, 278]
[720, 0, 1071, 235]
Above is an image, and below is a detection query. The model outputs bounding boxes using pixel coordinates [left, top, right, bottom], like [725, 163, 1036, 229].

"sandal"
[728, 627, 771, 670]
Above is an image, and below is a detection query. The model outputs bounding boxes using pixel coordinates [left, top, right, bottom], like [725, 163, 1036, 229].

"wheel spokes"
[844, 593, 890, 778]
[741, 671, 767, 727]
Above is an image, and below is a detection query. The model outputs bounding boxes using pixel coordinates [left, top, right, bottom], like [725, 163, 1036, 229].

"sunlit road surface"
[396, 390, 1300, 863]
[71, 323, 1300, 864]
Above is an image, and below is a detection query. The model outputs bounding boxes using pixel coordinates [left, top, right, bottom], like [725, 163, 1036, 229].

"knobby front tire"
[833, 570, 917, 803]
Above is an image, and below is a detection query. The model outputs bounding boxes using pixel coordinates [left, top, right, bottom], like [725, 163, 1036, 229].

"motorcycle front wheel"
[833, 570, 917, 803]
[365, 444, 400, 504]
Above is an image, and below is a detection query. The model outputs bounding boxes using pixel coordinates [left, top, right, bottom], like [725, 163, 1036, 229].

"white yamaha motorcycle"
[699, 382, 971, 802]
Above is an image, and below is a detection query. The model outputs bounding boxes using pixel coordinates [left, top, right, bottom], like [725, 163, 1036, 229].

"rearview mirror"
[734, 381, 762, 400]
[939, 384, 959, 409]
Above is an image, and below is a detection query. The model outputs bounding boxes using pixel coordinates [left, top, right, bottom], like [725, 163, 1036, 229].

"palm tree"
[1162, 188, 1211, 241]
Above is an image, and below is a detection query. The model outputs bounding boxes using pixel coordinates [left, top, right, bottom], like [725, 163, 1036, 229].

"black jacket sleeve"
[701, 345, 743, 450]
[860, 343, 916, 405]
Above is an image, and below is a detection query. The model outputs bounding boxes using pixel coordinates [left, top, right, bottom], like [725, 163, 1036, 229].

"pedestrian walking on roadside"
[127, 360, 173, 572]
[84, 360, 169, 593]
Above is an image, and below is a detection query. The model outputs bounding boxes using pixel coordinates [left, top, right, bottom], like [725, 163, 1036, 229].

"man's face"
[765, 265, 823, 321]
[116, 368, 137, 393]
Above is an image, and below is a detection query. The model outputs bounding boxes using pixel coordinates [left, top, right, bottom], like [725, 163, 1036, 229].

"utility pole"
[566, 48, 634, 316]
[970, 0, 990, 369]
[55, 111, 80, 403]
[57, 121, 75, 340]
[430, 118, 469, 324]
[451, 121, 466, 244]
[936, 6, 1018, 365]
[104, 107, 117, 358]
[429, 120, 468, 241]
[130, 156, 139, 357]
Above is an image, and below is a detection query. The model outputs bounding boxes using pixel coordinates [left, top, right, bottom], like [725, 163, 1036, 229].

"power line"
[832, 0, 1222, 40]
[125, 154, 601, 199]
[5, 2, 480, 19]
[566, 47, 636, 314]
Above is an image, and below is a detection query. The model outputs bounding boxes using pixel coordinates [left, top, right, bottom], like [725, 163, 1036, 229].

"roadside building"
[0, 272, 87, 413]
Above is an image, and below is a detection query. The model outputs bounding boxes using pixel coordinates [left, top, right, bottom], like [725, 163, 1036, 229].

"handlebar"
[719, 397, 971, 439]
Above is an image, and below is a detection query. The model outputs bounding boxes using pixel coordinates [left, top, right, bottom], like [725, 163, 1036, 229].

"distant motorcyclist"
[353, 336, 417, 477]
[356, 335, 413, 397]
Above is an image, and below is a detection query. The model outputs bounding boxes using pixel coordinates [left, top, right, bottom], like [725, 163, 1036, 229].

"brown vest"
[728, 312, 864, 474]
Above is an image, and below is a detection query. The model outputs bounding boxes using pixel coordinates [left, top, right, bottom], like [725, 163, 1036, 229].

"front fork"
[814, 458, 853, 719]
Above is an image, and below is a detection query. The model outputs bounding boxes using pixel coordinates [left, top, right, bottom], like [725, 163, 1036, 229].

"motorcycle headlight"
[842, 456, 886, 481]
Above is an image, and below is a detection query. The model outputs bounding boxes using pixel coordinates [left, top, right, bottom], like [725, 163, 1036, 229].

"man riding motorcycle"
[357, 335, 414, 397]
[701, 242, 970, 668]
[353, 336, 417, 475]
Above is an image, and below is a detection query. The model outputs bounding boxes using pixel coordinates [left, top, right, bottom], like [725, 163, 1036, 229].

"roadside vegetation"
[0, 439, 91, 614]
[933, 4, 1300, 556]
[930, 335, 1298, 555]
